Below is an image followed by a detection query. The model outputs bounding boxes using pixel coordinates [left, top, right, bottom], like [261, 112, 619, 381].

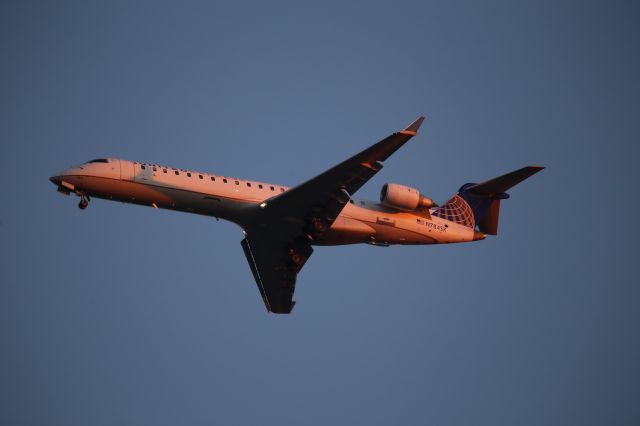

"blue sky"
[1, 1, 639, 425]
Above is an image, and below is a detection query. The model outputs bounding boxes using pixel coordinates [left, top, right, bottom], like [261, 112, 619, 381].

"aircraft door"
[132, 163, 153, 182]
[120, 160, 135, 181]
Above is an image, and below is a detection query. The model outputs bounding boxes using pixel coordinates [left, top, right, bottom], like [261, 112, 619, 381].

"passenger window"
[280, 188, 284, 192]
[163, 169, 167, 173]
[152, 166, 157, 172]
[175, 170, 179, 175]
[235, 181, 239, 185]
[246, 182, 251, 187]
[258, 184, 263, 189]
[270, 186, 274, 191]
[211, 176, 215, 181]
[141, 165, 146, 170]
[223, 178, 227, 183]
[199, 174, 203, 179]
[187, 172, 191, 177]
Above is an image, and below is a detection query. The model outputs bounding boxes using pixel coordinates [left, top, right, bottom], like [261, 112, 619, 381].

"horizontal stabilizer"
[467, 166, 544, 196]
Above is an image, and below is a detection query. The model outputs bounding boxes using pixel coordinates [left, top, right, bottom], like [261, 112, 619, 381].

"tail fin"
[432, 166, 544, 235]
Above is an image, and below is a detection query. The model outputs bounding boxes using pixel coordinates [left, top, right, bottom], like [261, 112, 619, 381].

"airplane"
[49, 117, 543, 313]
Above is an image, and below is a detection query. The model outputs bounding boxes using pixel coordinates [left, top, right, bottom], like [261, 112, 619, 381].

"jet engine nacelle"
[380, 183, 437, 211]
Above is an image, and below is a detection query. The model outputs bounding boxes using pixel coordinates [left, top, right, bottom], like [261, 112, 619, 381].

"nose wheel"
[77, 193, 90, 210]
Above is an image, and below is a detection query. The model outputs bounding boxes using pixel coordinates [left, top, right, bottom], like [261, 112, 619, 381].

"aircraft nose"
[50, 175, 62, 186]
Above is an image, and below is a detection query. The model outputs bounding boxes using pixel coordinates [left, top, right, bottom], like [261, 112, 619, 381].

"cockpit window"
[87, 158, 109, 163]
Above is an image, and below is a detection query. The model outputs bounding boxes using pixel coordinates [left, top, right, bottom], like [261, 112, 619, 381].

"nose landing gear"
[77, 193, 90, 210]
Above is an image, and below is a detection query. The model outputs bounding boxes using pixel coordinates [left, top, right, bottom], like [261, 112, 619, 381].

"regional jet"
[50, 117, 543, 313]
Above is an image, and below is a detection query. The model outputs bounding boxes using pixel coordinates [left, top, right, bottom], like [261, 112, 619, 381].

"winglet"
[400, 116, 425, 135]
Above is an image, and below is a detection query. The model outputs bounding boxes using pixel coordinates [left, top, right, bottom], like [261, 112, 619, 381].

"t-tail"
[432, 166, 544, 236]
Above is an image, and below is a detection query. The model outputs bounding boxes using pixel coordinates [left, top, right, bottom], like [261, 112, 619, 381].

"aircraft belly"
[316, 215, 440, 246]
[84, 177, 176, 207]
[427, 221, 476, 244]
[330, 217, 375, 235]
[370, 222, 438, 245]
[316, 217, 375, 245]
[70, 176, 245, 220]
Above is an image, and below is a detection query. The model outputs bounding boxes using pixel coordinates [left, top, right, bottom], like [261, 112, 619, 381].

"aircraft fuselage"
[50, 158, 483, 247]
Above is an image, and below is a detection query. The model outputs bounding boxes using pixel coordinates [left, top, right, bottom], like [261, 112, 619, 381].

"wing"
[240, 117, 424, 313]
[263, 116, 425, 234]
[241, 232, 313, 313]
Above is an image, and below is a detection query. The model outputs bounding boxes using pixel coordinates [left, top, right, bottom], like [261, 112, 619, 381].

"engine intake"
[380, 183, 437, 211]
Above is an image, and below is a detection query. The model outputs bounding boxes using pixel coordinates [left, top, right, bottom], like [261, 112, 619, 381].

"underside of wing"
[240, 232, 313, 314]
[238, 117, 424, 313]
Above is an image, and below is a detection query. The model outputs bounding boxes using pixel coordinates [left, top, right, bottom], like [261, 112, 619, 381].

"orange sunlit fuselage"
[50, 158, 481, 247]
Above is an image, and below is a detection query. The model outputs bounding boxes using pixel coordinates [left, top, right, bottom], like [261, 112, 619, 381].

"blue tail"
[432, 166, 544, 235]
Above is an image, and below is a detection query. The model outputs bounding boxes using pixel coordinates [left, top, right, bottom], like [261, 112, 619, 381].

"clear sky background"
[1, 1, 639, 425]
